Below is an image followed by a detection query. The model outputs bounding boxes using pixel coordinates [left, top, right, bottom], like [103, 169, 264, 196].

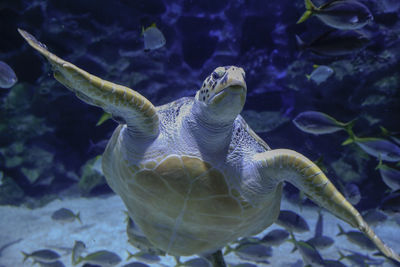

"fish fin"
[223, 245, 234, 255]
[305, 74, 311, 80]
[75, 212, 82, 224]
[336, 224, 346, 236]
[296, 0, 318, 24]
[295, 35, 307, 52]
[320, 0, 338, 9]
[312, 64, 319, 69]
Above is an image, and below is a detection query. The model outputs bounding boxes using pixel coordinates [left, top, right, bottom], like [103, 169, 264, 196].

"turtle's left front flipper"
[18, 29, 159, 138]
[253, 149, 400, 263]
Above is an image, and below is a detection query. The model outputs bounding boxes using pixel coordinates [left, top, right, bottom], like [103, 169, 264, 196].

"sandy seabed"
[0, 193, 399, 267]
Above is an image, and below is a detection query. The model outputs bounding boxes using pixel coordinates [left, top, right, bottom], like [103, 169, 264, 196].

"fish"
[225, 242, 272, 263]
[336, 224, 377, 250]
[306, 65, 334, 85]
[122, 262, 150, 267]
[126, 251, 161, 264]
[261, 229, 289, 246]
[0, 61, 18, 89]
[293, 111, 354, 135]
[75, 250, 122, 266]
[322, 259, 347, 267]
[339, 249, 384, 266]
[51, 208, 81, 224]
[31, 260, 65, 267]
[377, 161, 400, 191]
[276, 210, 310, 233]
[289, 232, 325, 267]
[22, 249, 60, 263]
[296, 30, 369, 56]
[142, 23, 166, 51]
[362, 209, 388, 226]
[305, 212, 334, 250]
[71, 240, 86, 265]
[297, 0, 373, 30]
[343, 136, 400, 162]
[180, 257, 212, 267]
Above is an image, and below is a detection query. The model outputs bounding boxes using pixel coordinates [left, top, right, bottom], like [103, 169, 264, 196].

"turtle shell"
[103, 126, 282, 256]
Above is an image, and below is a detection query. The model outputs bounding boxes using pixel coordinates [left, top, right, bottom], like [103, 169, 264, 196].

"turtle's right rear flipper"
[18, 29, 159, 138]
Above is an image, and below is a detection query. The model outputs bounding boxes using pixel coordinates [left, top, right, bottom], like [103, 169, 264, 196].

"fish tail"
[343, 119, 356, 136]
[296, 0, 317, 24]
[338, 250, 346, 260]
[21, 251, 29, 263]
[75, 212, 82, 224]
[336, 224, 346, 236]
[126, 250, 134, 261]
[305, 74, 311, 80]
[287, 231, 297, 253]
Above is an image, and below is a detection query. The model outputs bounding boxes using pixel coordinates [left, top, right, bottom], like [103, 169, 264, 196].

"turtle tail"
[254, 149, 400, 263]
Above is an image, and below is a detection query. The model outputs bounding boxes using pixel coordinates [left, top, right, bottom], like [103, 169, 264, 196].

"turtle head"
[195, 66, 247, 123]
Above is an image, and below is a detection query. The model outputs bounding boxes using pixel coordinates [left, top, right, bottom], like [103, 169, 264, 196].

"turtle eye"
[212, 72, 220, 80]
[212, 70, 225, 80]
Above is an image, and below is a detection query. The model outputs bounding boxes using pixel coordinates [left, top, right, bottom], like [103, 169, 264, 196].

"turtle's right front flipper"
[18, 29, 159, 138]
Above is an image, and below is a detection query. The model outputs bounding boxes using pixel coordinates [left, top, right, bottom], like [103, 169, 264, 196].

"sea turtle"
[18, 29, 400, 265]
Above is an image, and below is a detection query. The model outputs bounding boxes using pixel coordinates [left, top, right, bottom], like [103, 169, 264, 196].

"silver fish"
[297, 0, 373, 30]
[231, 243, 272, 263]
[122, 262, 150, 267]
[293, 111, 353, 135]
[51, 208, 81, 223]
[296, 30, 369, 56]
[32, 260, 65, 267]
[22, 249, 60, 263]
[261, 229, 289, 246]
[126, 251, 161, 264]
[276, 210, 310, 233]
[181, 257, 212, 267]
[306, 65, 334, 85]
[339, 249, 384, 266]
[142, 23, 166, 51]
[306, 212, 334, 250]
[378, 163, 400, 191]
[71, 240, 86, 265]
[337, 224, 376, 250]
[0, 61, 18, 89]
[345, 137, 400, 162]
[75, 250, 122, 267]
[290, 233, 325, 267]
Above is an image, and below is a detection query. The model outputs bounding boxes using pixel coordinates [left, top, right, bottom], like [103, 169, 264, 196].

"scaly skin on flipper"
[254, 149, 400, 263]
[18, 29, 159, 138]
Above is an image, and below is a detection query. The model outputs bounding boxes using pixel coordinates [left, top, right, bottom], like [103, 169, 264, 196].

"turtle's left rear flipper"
[18, 29, 159, 138]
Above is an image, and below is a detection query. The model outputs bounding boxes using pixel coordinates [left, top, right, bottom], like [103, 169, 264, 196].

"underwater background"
[0, 0, 400, 266]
